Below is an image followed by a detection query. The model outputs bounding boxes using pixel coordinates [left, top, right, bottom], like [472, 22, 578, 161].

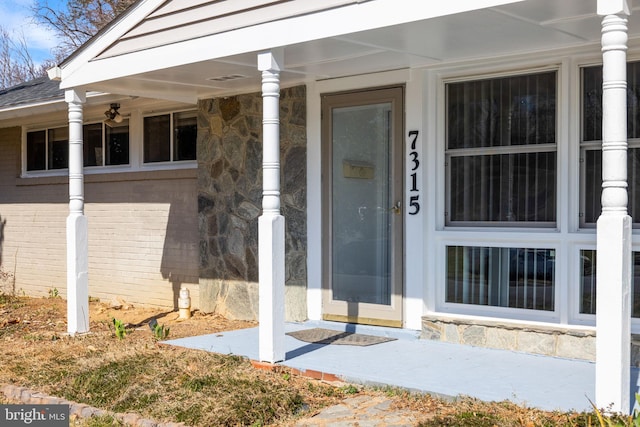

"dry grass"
[0, 294, 345, 426]
[0, 293, 630, 426]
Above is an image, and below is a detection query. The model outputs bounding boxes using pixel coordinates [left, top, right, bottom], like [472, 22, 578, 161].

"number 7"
[408, 130, 419, 150]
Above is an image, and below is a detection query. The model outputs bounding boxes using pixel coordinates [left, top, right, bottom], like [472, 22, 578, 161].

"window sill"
[16, 168, 197, 186]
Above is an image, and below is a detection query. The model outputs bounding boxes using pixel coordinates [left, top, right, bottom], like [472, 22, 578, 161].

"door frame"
[320, 85, 405, 327]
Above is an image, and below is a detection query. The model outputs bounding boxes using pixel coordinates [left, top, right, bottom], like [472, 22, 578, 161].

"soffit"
[60, 0, 640, 103]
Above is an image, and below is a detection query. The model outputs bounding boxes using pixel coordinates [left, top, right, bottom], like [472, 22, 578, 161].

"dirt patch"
[0, 294, 255, 342]
[0, 295, 616, 426]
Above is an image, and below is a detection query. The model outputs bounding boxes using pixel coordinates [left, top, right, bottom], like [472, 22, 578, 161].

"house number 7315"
[408, 130, 420, 215]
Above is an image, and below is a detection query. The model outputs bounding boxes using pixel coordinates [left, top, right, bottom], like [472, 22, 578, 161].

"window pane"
[580, 250, 640, 317]
[447, 72, 556, 149]
[174, 111, 197, 161]
[582, 67, 602, 142]
[450, 152, 556, 223]
[583, 62, 640, 141]
[583, 149, 602, 224]
[583, 148, 640, 224]
[579, 250, 597, 314]
[83, 123, 102, 167]
[26, 130, 46, 171]
[106, 119, 129, 165]
[144, 115, 170, 163]
[48, 127, 68, 170]
[446, 245, 555, 311]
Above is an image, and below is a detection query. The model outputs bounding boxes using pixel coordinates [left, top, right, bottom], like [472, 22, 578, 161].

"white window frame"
[433, 63, 565, 324]
[444, 69, 559, 228]
[83, 119, 131, 169]
[579, 61, 640, 229]
[23, 126, 69, 174]
[20, 106, 197, 178]
[142, 109, 197, 165]
[425, 53, 640, 332]
[573, 56, 640, 333]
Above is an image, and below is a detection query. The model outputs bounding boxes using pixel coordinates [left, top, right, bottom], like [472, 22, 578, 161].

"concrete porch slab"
[164, 320, 640, 413]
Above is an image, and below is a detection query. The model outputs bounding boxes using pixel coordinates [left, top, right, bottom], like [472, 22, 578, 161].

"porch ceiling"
[64, 0, 640, 103]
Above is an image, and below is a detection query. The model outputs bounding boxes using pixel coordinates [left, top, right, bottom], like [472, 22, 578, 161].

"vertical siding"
[0, 126, 199, 309]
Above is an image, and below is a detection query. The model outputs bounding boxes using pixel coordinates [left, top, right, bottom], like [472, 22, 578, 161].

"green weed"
[0, 293, 25, 309]
[340, 384, 359, 395]
[152, 322, 170, 340]
[112, 318, 126, 339]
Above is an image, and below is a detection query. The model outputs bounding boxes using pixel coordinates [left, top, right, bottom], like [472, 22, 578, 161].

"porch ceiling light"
[104, 103, 123, 125]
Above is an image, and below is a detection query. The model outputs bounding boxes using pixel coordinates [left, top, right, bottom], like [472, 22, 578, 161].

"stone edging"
[0, 384, 187, 427]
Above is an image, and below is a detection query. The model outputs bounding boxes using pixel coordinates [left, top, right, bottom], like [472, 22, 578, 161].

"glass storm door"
[321, 87, 404, 327]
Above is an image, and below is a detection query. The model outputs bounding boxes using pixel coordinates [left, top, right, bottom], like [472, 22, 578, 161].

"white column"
[258, 50, 285, 363]
[596, 0, 632, 413]
[65, 89, 89, 335]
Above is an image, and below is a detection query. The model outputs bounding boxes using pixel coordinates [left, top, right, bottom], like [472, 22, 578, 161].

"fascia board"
[0, 92, 112, 121]
[60, 0, 167, 81]
[60, 0, 522, 89]
[0, 99, 67, 120]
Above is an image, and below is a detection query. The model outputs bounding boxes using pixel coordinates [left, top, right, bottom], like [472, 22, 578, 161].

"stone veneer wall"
[423, 316, 640, 365]
[422, 315, 596, 361]
[197, 85, 307, 321]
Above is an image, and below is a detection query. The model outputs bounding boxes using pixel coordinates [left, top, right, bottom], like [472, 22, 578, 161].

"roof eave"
[59, 0, 524, 91]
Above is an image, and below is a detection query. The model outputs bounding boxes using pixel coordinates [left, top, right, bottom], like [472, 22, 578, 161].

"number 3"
[407, 130, 421, 216]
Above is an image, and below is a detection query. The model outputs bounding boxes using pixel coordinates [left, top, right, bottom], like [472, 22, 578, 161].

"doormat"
[286, 328, 397, 346]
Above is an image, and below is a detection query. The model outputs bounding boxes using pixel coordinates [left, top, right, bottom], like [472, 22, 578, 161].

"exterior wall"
[305, 69, 425, 329]
[197, 85, 307, 321]
[0, 126, 199, 308]
[83, 171, 199, 308]
[0, 127, 67, 296]
[305, 46, 638, 356]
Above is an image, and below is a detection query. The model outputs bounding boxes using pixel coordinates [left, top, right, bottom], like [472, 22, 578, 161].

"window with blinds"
[579, 249, 640, 317]
[581, 62, 640, 226]
[446, 245, 555, 311]
[446, 71, 557, 226]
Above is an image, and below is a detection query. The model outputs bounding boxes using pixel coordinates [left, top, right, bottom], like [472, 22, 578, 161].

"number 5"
[409, 195, 420, 215]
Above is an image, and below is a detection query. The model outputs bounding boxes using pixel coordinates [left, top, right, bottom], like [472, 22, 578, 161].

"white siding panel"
[143, 0, 282, 24]
[99, 0, 358, 59]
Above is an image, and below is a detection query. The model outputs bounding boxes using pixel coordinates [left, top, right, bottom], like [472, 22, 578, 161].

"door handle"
[391, 201, 401, 214]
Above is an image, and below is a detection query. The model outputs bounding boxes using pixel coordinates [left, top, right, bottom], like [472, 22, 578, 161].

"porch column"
[65, 89, 89, 335]
[258, 50, 285, 363]
[596, 0, 632, 413]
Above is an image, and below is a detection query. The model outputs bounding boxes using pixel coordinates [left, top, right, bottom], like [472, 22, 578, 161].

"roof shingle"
[0, 77, 63, 109]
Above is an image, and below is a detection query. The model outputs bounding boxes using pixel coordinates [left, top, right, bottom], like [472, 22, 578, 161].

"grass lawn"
[0, 293, 634, 426]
